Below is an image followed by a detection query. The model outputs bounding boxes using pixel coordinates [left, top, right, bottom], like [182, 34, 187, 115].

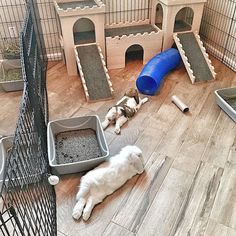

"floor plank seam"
[199, 110, 222, 164]
[196, 166, 224, 235]
[110, 173, 145, 223]
[110, 221, 133, 234]
[170, 162, 203, 235]
[202, 173, 225, 236]
[133, 156, 175, 234]
[70, 105, 87, 117]
[58, 229, 69, 236]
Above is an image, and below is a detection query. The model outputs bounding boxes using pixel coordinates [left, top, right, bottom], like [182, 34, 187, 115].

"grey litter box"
[0, 136, 41, 192]
[0, 59, 24, 92]
[0, 80, 24, 92]
[0, 136, 13, 192]
[215, 87, 236, 123]
[47, 115, 109, 175]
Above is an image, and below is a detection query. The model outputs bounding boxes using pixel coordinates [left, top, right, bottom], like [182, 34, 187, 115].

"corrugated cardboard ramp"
[75, 43, 113, 101]
[174, 32, 216, 83]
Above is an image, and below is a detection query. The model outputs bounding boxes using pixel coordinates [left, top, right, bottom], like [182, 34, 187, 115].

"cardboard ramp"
[174, 32, 216, 83]
[75, 43, 113, 101]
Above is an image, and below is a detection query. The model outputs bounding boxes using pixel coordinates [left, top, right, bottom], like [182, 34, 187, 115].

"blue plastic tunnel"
[136, 48, 181, 96]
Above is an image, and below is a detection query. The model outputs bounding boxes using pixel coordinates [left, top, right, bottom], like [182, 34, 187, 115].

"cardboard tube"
[171, 95, 189, 113]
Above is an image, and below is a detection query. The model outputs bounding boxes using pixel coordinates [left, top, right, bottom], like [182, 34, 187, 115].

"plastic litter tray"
[47, 115, 109, 175]
[0, 59, 23, 92]
[0, 135, 47, 192]
[215, 87, 236, 123]
[0, 136, 13, 192]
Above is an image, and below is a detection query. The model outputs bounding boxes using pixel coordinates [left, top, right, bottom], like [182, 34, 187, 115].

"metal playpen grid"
[200, 0, 236, 72]
[0, 0, 61, 61]
[0, 1, 57, 235]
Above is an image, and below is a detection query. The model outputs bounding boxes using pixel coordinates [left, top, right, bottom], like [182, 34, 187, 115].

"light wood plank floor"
[0, 57, 236, 236]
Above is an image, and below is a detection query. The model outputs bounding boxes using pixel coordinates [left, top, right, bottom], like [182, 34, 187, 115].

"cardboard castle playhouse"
[54, 0, 215, 100]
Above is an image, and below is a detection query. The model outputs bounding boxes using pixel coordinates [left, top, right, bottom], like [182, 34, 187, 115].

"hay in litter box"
[55, 129, 102, 164]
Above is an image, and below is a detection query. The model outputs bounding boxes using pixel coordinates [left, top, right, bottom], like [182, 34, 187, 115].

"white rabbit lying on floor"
[72, 145, 144, 221]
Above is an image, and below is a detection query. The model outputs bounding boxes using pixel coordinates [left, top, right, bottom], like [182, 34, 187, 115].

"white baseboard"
[46, 52, 62, 61]
[204, 42, 236, 71]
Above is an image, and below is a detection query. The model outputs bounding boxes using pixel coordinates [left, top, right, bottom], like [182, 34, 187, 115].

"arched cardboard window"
[155, 3, 163, 29]
[73, 18, 96, 45]
[125, 44, 144, 65]
[174, 7, 194, 32]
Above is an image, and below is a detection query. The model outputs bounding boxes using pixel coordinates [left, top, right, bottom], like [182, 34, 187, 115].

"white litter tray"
[215, 86, 236, 123]
[47, 115, 109, 175]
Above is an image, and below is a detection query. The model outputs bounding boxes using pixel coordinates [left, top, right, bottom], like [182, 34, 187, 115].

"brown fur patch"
[125, 88, 139, 104]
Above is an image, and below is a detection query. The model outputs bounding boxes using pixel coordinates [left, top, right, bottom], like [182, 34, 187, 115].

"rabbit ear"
[129, 153, 144, 174]
[108, 106, 118, 113]
[134, 93, 140, 104]
[107, 106, 113, 112]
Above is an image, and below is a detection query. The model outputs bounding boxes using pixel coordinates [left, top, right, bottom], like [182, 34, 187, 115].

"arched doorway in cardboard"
[125, 44, 144, 66]
[155, 3, 163, 29]
[174, 7, 194, 32]
[73, 18, 96, 45]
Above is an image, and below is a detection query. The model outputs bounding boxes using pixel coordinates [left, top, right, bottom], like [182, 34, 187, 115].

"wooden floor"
[1, 57, 236, 236]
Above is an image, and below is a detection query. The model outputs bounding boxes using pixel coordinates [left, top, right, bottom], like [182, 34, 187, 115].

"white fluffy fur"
[72, 145, 144, 221]
[102, 95, 148, 134]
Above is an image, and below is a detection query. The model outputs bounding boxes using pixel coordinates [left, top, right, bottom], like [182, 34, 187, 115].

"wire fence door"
[200, 0, 236, 72]
[0, 0, 61, 61]
[0, 1, 57, 235]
